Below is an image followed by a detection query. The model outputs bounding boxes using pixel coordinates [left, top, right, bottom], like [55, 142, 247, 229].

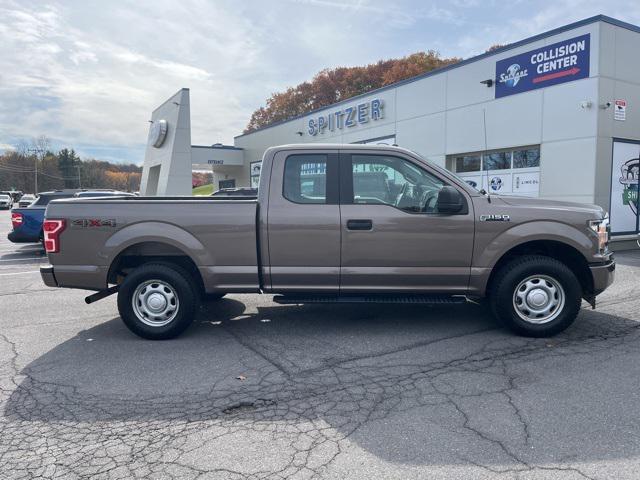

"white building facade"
[141, 15, 640, 239]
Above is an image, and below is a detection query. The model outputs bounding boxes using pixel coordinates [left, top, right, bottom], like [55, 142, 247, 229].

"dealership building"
[140, 14, 640, 240]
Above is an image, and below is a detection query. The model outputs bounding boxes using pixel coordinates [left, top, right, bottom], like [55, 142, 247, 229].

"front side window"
[351, 155, 444, 213]
[283, 154, 327, 204]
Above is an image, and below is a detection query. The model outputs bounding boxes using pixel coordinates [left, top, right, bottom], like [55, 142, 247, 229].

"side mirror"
[437, 186, 464, 214]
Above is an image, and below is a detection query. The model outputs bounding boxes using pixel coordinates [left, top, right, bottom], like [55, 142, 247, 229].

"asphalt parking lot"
[0, 212, 639, 480]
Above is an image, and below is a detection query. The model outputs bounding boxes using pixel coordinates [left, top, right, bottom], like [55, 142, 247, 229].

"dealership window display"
[609, 139, 640, 235]
[448, 146, 541, 196]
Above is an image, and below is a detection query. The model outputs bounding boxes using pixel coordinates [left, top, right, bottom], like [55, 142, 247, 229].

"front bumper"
[589, 258, 615, 295]
[40, 265, 58, 288]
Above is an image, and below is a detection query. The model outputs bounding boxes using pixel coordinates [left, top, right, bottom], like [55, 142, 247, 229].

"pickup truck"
[40, 144, 615, 340]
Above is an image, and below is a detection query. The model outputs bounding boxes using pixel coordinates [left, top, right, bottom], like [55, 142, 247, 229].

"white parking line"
[0, 257, 46, 262]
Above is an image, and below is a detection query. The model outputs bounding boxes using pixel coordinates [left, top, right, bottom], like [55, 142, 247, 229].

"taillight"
[43, 219, 66, 253]
[11, 212, 23, 229]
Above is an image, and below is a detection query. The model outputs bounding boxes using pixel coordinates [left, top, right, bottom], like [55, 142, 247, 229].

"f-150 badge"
[480, 214, 510, 222]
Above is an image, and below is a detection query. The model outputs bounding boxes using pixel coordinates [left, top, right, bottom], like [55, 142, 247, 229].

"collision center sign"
[495, 34, 590, 98]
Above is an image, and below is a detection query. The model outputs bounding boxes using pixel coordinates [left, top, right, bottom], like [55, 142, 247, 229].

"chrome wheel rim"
[132, 279, 179, 327]
[512, 274, 565, 324]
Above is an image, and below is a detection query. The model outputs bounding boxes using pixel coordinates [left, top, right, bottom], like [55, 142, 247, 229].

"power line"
[38, 171, 81, 180]
[0, 164, 79, 180]
[0, 164, 36, 173]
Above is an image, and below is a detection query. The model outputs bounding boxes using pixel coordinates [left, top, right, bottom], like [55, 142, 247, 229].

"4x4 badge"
[480, 214, 510, 222]
[71, 219, 117, 228]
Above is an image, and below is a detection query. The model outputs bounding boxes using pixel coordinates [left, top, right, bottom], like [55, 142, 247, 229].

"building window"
[446, 146, 541, 197]
[250, 161, 262, 188]
[483, 151, 510, 170]
[353, 135, 396, 146]
[455, 155, 481, 172]
[513, 148, 540, 168]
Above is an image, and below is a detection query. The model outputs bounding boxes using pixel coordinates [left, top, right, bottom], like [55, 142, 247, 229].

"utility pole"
[77, 165, 82, 189]
[27, 148, 43, 194]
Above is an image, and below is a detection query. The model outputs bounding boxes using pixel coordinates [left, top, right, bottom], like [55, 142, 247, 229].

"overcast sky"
[1, 0, 639, 164]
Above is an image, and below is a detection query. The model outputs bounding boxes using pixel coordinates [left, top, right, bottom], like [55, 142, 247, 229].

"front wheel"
[489, 255, 582, 337]
[117, 263, 198, 340]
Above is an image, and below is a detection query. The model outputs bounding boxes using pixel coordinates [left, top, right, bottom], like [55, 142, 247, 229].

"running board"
[273, 294, 467, 305]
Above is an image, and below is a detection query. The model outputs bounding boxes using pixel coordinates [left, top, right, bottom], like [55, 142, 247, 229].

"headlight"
[588, 214, 609, 253]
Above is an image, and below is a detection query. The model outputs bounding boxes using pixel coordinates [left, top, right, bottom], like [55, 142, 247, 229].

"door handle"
[347, 219, 373, 231]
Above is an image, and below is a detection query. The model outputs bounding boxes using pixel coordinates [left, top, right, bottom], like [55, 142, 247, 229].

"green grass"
[192, 184, 213, 196]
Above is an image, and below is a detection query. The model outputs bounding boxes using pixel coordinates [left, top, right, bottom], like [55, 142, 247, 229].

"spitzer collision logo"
[499, 64, 528, 87]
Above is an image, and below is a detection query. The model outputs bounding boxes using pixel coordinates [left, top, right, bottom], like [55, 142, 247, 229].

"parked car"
[17, 194, 37, 208]
[40, 144, 614, 340]
[8, 190, 79, 243]
[9, 190, 134, 243]
[211, 187, 258, 198]
[0, 194, 12, 210]
[0, 190, 22, 204]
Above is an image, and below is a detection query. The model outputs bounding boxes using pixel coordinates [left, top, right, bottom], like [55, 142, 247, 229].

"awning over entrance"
[191, 144, 244, 169]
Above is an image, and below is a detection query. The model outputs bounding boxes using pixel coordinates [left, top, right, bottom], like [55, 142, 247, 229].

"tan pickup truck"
[40, 144, 614, 340]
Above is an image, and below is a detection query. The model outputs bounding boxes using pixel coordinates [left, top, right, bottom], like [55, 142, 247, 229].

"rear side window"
[283, 154, 328, 204]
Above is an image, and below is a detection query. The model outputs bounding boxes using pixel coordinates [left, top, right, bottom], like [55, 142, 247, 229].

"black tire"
[117, 263, 198, 340]
[489, 255, 582, 337]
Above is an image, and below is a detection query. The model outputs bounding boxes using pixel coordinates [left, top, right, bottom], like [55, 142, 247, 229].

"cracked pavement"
[1, 213, 640, 479]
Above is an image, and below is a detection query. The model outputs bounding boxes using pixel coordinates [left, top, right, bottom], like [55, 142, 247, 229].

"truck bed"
[45, 197, 260, 292]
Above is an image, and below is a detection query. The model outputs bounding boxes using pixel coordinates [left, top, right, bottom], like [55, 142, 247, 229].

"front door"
[339, 151, 474, 293]
[267, 150, 341, 291]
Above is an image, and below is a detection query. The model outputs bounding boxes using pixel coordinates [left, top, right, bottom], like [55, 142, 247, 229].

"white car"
[0, 194, 12, 209]
[17, 194, 36, 207]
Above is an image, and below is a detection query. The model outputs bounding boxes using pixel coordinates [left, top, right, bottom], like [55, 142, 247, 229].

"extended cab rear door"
[266, 149, 341, 291]
[339, 149, 474, 293]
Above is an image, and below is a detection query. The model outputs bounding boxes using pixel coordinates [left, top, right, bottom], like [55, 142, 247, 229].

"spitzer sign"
[495, 34, 590, 98]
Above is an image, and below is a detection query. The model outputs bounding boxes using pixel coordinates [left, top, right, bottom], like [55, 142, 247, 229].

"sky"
[0, 0, 639, 165]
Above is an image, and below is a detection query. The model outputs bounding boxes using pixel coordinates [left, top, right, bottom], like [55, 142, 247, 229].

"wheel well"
[108, 242, 205, 296]
[486, 240, 593, 296]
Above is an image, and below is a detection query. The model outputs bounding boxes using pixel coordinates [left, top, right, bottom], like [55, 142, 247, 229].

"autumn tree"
[486, 44, 508, 52]
[244, 50, 461, 133]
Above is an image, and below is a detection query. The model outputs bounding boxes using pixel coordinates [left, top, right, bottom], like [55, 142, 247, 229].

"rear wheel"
[117, 263, 198, 340]
[489, 255, 582, 337]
